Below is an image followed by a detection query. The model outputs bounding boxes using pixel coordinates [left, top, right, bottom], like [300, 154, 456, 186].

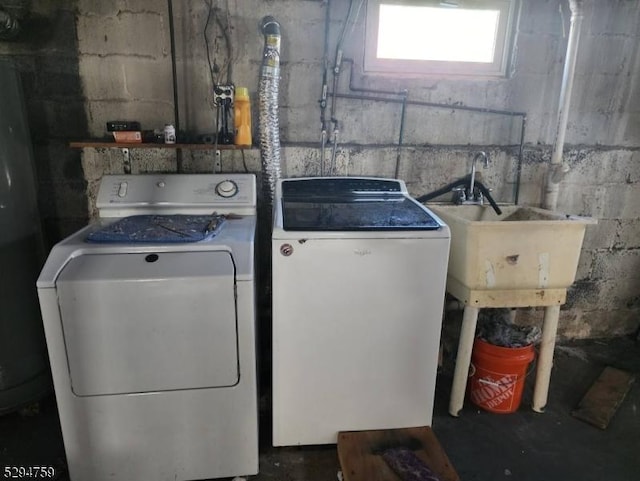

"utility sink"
[429, 205, 596, 295]
[431, 205, 597, 418]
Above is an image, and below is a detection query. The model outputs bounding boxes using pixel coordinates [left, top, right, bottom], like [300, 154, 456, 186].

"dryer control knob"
[216, 180, 238, 198]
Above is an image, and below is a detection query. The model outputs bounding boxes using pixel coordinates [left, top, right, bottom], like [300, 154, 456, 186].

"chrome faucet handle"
[452, 186, 467, 204]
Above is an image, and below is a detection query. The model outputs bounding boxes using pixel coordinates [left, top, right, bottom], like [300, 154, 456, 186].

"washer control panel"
[96, 174, 257, 216]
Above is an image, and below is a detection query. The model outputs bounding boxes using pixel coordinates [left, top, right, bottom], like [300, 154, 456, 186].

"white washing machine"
[37, 174, 258, 481]
[272, 177, 450, 446]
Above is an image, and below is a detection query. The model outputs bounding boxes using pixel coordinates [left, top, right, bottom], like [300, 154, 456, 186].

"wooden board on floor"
[572, 366, 635, 430]
[337, 427, 459, 481]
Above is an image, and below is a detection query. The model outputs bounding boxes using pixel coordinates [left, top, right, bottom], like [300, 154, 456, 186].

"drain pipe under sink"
[543, 0, 585, 211]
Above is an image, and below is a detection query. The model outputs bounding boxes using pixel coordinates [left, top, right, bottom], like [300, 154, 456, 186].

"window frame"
[364, 0, 518, 77]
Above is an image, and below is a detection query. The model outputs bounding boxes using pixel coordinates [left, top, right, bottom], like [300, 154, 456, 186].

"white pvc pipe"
[543, 0, 585, 211]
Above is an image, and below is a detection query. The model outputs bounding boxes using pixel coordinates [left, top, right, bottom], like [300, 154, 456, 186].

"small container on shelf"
[112, 131, 142, 143]
[164, 124, 176, 144]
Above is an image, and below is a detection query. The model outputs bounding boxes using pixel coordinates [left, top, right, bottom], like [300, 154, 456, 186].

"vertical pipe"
[330, 129, 339, 175]
[167, 0, 182, 172]
[394, 92, 407, 179]
[514, 115, 526, 205]
[320, 0, 330, 176]
[320, 130, 327, 176]
[543, 0, 585, 211]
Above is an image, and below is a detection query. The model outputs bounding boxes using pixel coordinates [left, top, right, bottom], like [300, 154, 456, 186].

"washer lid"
[56, 250, 239, 396]
[282, 197, 441, 231]
[280, 177, 440, 231]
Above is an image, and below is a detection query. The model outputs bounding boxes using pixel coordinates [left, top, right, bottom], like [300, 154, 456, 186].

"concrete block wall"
[57, 0, 640, 338]
[76, 0, 174, 136]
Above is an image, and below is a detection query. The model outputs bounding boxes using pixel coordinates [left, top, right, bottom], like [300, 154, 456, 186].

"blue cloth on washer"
[86, 214, 226, 243]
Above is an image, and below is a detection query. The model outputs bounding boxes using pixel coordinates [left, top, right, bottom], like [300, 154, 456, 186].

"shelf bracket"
[121, 148, 131, 174]
[214, 150, 221, 173]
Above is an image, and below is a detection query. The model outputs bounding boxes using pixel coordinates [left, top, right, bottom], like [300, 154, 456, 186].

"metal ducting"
[258, 16, 282, 204]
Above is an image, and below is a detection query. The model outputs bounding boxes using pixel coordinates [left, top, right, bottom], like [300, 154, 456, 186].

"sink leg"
[449, 305, 480, 417]
[532, 304, 561, 413]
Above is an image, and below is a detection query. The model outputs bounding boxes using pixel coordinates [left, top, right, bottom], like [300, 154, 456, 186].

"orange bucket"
[468, 338, 535, 414]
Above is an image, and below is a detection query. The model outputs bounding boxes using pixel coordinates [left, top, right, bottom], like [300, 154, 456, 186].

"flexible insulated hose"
[259, 16, 282, 203]
[256, 17, 282, 323]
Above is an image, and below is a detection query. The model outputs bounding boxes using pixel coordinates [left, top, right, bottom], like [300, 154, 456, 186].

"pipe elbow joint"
[569, 0, 585, 13]
[550, 162, 570, 184]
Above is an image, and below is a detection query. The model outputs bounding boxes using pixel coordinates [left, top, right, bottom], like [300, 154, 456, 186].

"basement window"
[364, 0, 517, 77]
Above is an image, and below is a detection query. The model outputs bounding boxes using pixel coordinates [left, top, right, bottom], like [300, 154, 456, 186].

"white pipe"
[543, 0, 585, 211]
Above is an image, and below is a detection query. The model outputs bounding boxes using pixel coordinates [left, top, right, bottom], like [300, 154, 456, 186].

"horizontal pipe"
[273, 140, 526, 150]
[329, 91, 527, 118]
[329, 85, 527, 205]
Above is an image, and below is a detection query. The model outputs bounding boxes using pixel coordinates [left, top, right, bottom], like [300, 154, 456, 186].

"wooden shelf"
[69, 141, 253, 150]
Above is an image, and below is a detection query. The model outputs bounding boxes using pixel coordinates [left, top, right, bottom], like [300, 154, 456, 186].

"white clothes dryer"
[37, 174, 258, 481]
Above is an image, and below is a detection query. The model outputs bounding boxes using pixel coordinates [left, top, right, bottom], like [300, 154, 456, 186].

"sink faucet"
[453, 151, 490, 205]
[416, 154, 502, 215]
